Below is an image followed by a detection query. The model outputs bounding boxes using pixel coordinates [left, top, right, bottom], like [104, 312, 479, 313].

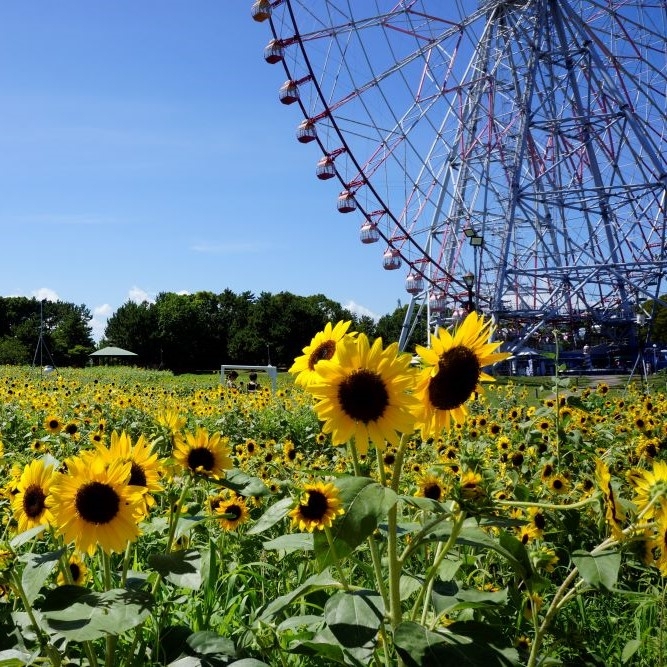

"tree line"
[101, 290, 424, 371]
[0, 292, 424, 371]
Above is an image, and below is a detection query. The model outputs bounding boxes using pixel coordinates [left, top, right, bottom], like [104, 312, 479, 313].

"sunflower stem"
[101, 551, 118, 667]
[323, 524, 350, 590]
[102, 550, 113, 590]
[9, 569, 64, 667]
[367, 529, 389, 610]
[166, 476, 192, 552]
[410, 510, 465, 624]
[386, 435, 409, 633]
[386, 501, 402, 630]
[390, 434, 410, 493]
[120, 540, 133, 588]
[348, 438, 363, 477]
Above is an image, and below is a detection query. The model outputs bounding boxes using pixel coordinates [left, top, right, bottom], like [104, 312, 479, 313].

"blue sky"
[0, 2, 408, 340]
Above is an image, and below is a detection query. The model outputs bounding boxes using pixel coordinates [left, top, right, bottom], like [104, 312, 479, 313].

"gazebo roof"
[90, 346, 138, 357]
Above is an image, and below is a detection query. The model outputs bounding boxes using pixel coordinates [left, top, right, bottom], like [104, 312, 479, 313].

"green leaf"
[572, 549, 621, 590]
[214, 469, 269, 497]
[263, 533, 313, 553]
[259, 569, 338, 622]
[314, 477, 397, 567]
[399, 495, 452, 513]
[183, 631, 236, 663]
[0, 649, 34, 667]
[621, 638, 641, 663]
[432, 580, 507, 615]
[288, 626, 348, 665]
[394, 621, 519, 666]
[497, 531, 534, 579]
[324, 590, 384, 654]
[228, 661, 271, 667]
[19, 549, 64, 605]
[247, 497, 294, 535]
[37, 586, 152, 641]
[422, 523, 532, 581]
[173, 514, 206, 540]
[277, 615, 323, 633]
[149, 549, 202, 590]
[399, 574, 424, 601]
[9, 525, 46, 549]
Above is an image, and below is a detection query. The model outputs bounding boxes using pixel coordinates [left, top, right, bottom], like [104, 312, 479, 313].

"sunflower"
[413, 312, 511, 436]
[596, 458, 625, 540]
[547, 474, 570, 495]
[173, 428, 233, 477]
[531, 546, 559, 574]
[48, 455, 145, 556]
[305, 334, 418, 455]
[643, 513, 667, 576]
[63, 421, 79, 437]
[523, 592, 543, 621]
[458, 469, 485, 501]
[289, 481, 345, 532]
[57, 553, 89, 586]
[157, 408, 187, 434]
[44, 415, 63, 434]
[97, 431, 163, 509]
[628, 459, 667, 520]
[11, 459, 56, 533]
[215, 495, 250, 531]
[527, 507, 546, 537]
[416, 474, 448, 502]
[289, 320, 354, 387]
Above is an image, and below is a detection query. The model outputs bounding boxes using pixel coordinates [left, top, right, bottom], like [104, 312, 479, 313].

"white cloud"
[90, 304, 113, 342]
[128, 286, 155, 304]
[344, 300, 379, 321]
[32, 287, 59, 302]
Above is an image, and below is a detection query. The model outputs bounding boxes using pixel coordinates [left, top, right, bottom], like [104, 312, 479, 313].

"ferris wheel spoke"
[255, 0, 667, 348]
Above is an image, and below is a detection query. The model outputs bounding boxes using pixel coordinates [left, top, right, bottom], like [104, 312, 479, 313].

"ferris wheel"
[252, 1, 667, 351]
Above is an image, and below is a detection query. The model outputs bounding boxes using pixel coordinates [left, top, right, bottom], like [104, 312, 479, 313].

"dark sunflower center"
[225, 504, 242, 520]
[423, 483, 443, 501]
[70, 563, 81, 581]
[308, 341, 336, 370]
[187, 447, 215, 471]
[338, 369, 389, 423]
[23, 485, 46, 518]
[428, 345, 481, 411]
[128, 462, 147, 487]
[48, 420, 60, 430]
[533, 513, 546, 530]
[75, 482, 120, 524]
[299, 490, 329, 520]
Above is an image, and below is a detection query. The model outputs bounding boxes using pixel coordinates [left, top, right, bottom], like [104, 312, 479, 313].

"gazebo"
[89, 346, 138, 366]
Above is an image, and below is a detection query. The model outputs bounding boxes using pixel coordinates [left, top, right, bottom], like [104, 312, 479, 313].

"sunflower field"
[1, 314, 667, 666]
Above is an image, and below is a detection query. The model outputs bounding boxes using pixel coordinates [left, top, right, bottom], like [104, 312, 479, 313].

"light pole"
[462, 271, 475, 313]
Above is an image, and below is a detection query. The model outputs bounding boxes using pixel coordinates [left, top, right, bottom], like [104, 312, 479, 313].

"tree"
[0, 297, 94, 366]
[104, 300, 159, 366]
[374, 304, 428, 352]
[50, 303, 95, 366]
